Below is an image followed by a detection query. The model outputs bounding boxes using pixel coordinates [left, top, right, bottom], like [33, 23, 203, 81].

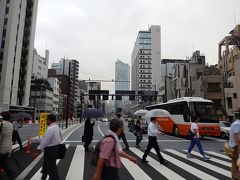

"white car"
[219, 121, 230, 139]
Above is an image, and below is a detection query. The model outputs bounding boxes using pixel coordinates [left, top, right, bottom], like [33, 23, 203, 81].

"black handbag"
[187, 130, 195, 140]
[58, 144, 66, 159]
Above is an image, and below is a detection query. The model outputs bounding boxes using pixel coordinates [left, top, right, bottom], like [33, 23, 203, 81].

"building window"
[7, 0, 10, 3]
[207, 83, 221, 92]
[0, 52, 3, 60]
[5, 7, 9, 14]
[233, 93, 237, 98]
[227, 97, 233, 109]
[4, 18, 8, 25]
[1, 41, 5, 49]
[2, 29, 6, 37]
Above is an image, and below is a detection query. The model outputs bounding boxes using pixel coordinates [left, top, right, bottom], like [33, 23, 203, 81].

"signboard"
[39, 113, 49, 136]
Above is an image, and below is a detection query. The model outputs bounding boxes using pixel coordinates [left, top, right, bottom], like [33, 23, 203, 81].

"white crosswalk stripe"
[165, 149, 231, 178]
[184, 150, 231, 167]
[150, 150, 218, 180]
[30, 144, 70, 180]
[205, 151, 231, 160]
[130, 147, 185, 180]
[66, 145, 85, 180]
[27, 145, 232, 180]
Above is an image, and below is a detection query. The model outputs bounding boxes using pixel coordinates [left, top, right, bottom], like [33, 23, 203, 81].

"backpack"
[90, 135, 116, 166]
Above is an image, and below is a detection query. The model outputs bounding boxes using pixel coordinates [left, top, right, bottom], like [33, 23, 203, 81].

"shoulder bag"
[57, 127, 66, 159]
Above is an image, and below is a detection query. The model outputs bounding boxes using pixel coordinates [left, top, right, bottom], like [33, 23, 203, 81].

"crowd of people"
[2, 109, 240, 180]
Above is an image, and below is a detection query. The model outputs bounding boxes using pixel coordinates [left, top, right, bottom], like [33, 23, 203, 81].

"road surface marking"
[165, 149, 231, 178]
[130, 147, 185, 180]
[66, 145, 85, 180]
[205, 151, 230, 160]
[151, 150, 218, 180]
[121, 157, 151, 180]
[184, 150, 231, 167]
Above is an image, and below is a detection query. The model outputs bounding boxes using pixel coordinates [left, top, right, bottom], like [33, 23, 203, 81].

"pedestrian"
[92, 118, 137, 180]
[141, 117, 167, 165]
[0, 111, 15, 180]
[83, 118, 95, 152]
[187, 116, 210, 160]
[228, 111, 240, 179]
[116, 113, 129, 150]
[12, 119, 24, 150]
[135, 118, 142, 148]
[37, 114, 62, 180]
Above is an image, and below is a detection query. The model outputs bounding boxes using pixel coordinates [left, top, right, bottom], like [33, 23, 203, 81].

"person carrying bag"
[37, 114, 62, 180]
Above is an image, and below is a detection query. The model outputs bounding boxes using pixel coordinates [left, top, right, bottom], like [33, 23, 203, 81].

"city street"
[1, 120, 229, 180]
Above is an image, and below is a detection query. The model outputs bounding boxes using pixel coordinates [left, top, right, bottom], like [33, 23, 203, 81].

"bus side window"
[182, 102, 190, 122]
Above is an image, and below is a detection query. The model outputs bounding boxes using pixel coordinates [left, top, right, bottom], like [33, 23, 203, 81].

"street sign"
[39, 113, 49, 136]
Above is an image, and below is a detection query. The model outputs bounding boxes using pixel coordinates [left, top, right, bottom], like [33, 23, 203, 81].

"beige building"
[218, 24, 240, 120]
[204, 65, 225, 120]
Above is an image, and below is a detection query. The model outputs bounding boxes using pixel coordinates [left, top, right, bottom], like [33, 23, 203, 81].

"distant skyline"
[35, 0, 240, 92]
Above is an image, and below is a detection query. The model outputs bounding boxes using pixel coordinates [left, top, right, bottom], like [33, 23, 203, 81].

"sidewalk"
[0, 121, 84, 180]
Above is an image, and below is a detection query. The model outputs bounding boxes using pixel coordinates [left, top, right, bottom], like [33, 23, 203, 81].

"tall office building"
[0, 0, 38, 110]
[115, 59, 130, 90]
[131, 25, 161, 94]
[51, 58, 79, 115]
[115, 59, 130, 112]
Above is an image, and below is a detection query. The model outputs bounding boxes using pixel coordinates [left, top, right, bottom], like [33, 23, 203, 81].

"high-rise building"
[115, 59, 130, 113]
[51, 58, 79, 101]
[131, 25, 161, 94]
[115, 59, 130, 90]
[0, 0, 38, 110]
[32, 49, 49, 79]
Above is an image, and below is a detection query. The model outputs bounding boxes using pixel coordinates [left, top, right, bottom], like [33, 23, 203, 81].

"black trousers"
[12, 130, 23, 149]
[142, 136, 165, 163]
[101, 166, 120, 180]
[119, 133, 129, 149]
[84, 137, 93, 150]
[0, 153, 15, 180]
[41, 145, 60, 180]
[136, 132, 142, 146]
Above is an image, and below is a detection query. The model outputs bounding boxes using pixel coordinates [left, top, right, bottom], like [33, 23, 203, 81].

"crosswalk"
[22, 145, 231, 180]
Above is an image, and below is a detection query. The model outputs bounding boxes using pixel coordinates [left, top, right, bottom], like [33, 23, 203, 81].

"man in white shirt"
[141, 117, 167, 165]
[38, 114, 62, 180]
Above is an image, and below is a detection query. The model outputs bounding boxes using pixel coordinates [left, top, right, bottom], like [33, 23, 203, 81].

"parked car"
[219, 121, 230, 139]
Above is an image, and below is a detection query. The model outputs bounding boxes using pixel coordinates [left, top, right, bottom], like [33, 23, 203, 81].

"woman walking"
[187, 117, 210, 160]
[83, 118, 95, 152]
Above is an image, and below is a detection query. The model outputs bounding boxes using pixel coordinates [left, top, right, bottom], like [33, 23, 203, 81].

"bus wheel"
[173, 126, 179, 137]
[220, 132, 227, 139]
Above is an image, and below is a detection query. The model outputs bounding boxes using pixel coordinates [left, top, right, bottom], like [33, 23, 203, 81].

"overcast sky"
[35, 0, 240, 92]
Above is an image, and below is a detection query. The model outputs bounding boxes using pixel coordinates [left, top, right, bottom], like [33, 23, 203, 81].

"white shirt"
[0, 120, 13, 154]
[148, 121, 161, 137]
[190, 123, 200, 138]
[12, 120, 19, 130]
[37, 122, 62, 150]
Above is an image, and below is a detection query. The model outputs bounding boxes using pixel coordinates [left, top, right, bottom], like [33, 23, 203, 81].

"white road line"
[130, 147, 185, 180]
[184, 150, 231, 167]
[150, 150, 218, 180]
[165, 149, 231, 178]
[205, 151, 231, 160]
[66, 145, 85, 180]
[62, 126, 82, 143]
[97, 123, 105, 137]
[121, 157, 151, 180]
[31, 144, 70, 180]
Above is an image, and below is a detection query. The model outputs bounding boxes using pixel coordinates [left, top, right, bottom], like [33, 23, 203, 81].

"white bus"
[146, 97, 220, 137]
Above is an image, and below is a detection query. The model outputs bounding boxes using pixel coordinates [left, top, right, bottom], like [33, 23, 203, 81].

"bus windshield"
[190, 102, 219, 123]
